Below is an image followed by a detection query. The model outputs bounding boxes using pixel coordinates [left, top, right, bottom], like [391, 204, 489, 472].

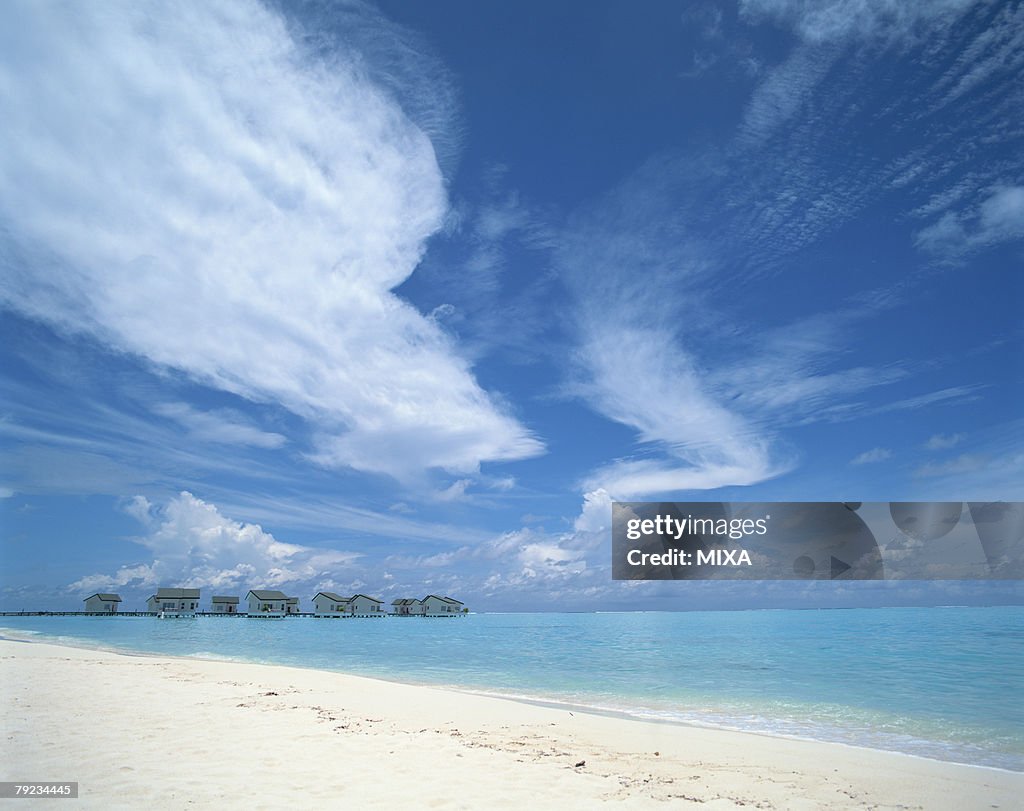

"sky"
[0, 0, 1021, 612]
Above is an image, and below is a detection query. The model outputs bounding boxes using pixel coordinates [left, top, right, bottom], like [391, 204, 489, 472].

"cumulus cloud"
[479, 527, 590, 584]
[0, 0, 541, 481]
[69, 491, 358, 595]
[121, 494, 154, 525]
[380, 490, 611, 599]
[574, 489, 612, 533]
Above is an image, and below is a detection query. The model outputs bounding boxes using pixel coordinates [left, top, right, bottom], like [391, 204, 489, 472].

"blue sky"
[1, 0, 1021, 611]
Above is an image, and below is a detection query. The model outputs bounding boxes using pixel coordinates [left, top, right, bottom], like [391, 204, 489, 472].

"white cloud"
[915, 453, 985, 477]
[933, 2, 1024, 106]
[740, 0, 973, 44]
[471, 491, 619, 596]
[574, 489, 612, 533]
[379, 491, 611, 598]
[69, 491, 358, 595]
[875, 385, 983, 413]
[710, 312, 907, 419]
[154, 403, 286, 449]
[912, 449, 1024, 500]
[915, 212, 969, 254]
[475, 193, 533, 242]
[917, 185, 1024, 257]
[488, 476, 517, 492]
[737, 0, 973, 141]
[435, 478, 472, 502]
[738, 44, 833, 142]
[978, 186, 1024, 240]
[0, 0, 542, 481]
[517, 540, 584, 574]
[417, 171, 557, 365]
[570, 321, 782, 497]
[121, 495, 154, 525]
[478, 527, 590, 583]
[553, 141, 918, 499]
[70, 565, 158, 597]
[850, 447, 892, 465]
[924, 432, 966, 450]
[583, 457, 781, 499]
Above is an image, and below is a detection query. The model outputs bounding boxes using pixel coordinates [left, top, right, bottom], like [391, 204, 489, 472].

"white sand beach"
[1, 639, 1020, 809]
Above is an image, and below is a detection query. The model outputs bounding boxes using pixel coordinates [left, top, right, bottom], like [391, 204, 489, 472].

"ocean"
[2, 606, 1021, 771]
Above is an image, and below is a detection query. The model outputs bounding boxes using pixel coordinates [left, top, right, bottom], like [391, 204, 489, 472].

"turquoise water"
[2, 607, 1021, 770]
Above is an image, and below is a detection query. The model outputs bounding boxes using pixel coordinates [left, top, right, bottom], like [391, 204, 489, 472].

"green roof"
[314, 592, 348, 602]
[423, 594, 464, 605]
[247, 590, 289, 600]
[151, 588, 200, 600]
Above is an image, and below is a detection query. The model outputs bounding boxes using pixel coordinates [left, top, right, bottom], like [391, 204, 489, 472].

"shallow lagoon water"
[3, 606, 1021, 770]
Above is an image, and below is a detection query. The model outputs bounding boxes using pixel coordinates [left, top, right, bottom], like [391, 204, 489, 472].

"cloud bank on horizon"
[0, 0, 1021, 610]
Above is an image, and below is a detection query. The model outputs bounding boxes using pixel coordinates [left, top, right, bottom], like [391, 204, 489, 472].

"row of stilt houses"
[82, 588, 466, 617]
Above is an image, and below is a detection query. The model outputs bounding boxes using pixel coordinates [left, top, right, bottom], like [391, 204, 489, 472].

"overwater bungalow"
[286, 597, 300, 614]
[83, 593, 121, 614]
[312, 592, 350, 617]
[346, 594, 384, 617]
[210, 596, 239, 614]
[146, 588, 200, 615]
[390, 597, 421, 616]
[246, 589, 289, 617]
[420, 595, 465, 616]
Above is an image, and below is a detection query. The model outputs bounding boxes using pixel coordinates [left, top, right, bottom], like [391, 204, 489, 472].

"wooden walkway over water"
[0, 610, 254, 617]
[0, 611, 461, 618]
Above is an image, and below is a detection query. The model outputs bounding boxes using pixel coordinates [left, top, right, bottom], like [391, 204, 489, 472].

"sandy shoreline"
[1, 639, 1020, 809]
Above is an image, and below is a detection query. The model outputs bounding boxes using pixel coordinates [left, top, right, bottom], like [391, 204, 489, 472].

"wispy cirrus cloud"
[875, 385, 984, 413]
[924, 432, 966, 451]
[914, 453, 985, 478]
[739, 0, 973, 44]
[0, 334, 511, 545]
[551, 1, 1020, 501]
[408, 164, 559, 366]
[0, 0, 541, 482]
[570, 323, 782, 498]
[851, 447, 892, 466]
[910, 419, 1024, 498]
[552, 154, 913, 497]
[153, 403, 286, 449]
[549, 154, 785, 497]
[730, 0, 1023, 273]
[736, 0, 975, 144]
[929, 1, 1024, 108]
